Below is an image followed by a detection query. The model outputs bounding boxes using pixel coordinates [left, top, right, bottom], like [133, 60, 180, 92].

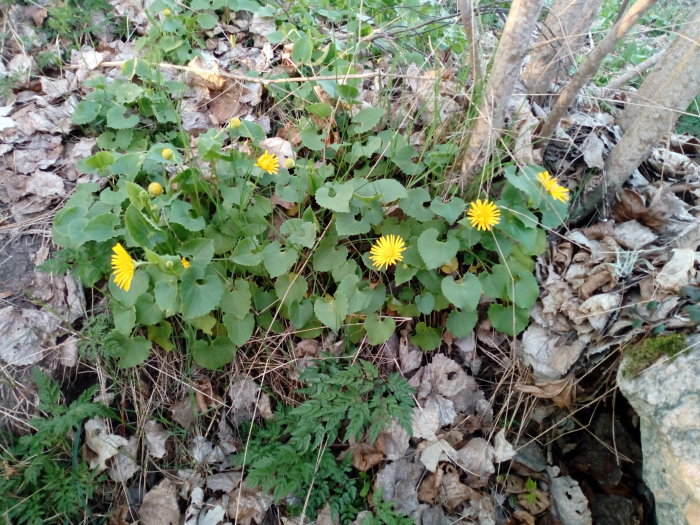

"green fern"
[236, 359, 414, 523]
[0, 368, 111, 524]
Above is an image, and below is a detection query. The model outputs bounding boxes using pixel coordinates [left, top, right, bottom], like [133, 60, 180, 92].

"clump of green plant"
[622, 333, 687, 377]
[0, 369, 110, 524]
[235, 359, 414, 523]
[360, 488, 413, 525]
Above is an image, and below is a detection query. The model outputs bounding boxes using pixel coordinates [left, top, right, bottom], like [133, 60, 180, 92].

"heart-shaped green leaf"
[263, 241, 298, 278]
[180, 270, 223, 320]
[446, 309, 477, 338]
[223, 312, 255, 346]
[315, 182, 354, 212]
[409, 322, 441, 352]
[417, 228, 459, 269]
[314, 291, 348, 332]
[441, 274, 482, 311]
[415, 292, 435, 315]
[231, 238, 262, 266]
[364, 313, 396, 345]
[488, 303, 530, 336]
[192, 336, 236, 369]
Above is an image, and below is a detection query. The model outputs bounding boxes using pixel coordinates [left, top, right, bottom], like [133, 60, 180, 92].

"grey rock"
[617, 335, 700, 525]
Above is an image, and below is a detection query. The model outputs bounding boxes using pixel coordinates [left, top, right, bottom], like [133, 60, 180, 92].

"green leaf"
[364, 313, 395, 345]
[221, 280, 252, 319]
[106, 106, 139, 129]
[180, 270, 223, 320]
[399, 188, 434, 222]
[354, 179, 407, 203]
[299, 127, 325, 151]
[507, 267, 539, 309]
[417, 228, 459, 270]
[446, 310, 477, 338]
[488, 303, 530, 336]
[315, 182, 354, 212]
[108, 331, 150, 368]
[479, 263, 509, 300]
[109, 270, 148, 307]
[262, 241, 298, 278]
[231, 238, 262, 266]
[196, 12, 218, 29]
[154, 278, 178, 316]
[147, 321, 174, 351]
[125, 205, 167, 249]
[314, 292, 348, 332]
[97, 129, 133, 150]
[169, 200, 205, 231]
[112, 301, 135, 335]
[281, 218, 317, 248]
[312, 236, 347, 272]
[441, 274, 482, 311]
[431, 197, 466, 225]
[135, 293, 164, 325]
[292, 34, 313, 64]
[415, 293, 435, 315]
[190, 314, 217, 334]
[289, 299, 314, 329]
[83, 213, 119, 242]
[125, 181, 150, 210]
[307, 102, 333, 118]
[79, 151, 115, 174]
[111, 152, 144, 177]
[223, 312, 255, 346]
[275, 273, 307, 307]
[409, 322, 441, 352]
[192, 336, 236, 369]
[351, 107, 384, 134]
[73, 100, 100, 124]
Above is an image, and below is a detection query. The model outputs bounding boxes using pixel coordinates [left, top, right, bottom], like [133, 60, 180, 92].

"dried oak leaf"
[351, 442, 384, 471]
[514, 375, 577, 409]
[612, 189, 668, 229]
[227, 482, 274, 525]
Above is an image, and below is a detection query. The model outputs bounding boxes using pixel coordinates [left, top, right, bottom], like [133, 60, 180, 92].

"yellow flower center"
[255, 150, 279, 174]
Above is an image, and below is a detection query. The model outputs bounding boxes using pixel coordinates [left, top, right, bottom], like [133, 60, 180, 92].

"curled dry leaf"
[375, 418, 410, 460]
[374, 458, 423, 515]
[139, 479, 181, 525]
[419, 438, 457, 473]
[228, 376, 273, 426]
[84, 417, 128, 472]
[612, 188, 668, 229]
[455, 438, 495, 488]
[493, 429, 517, 462]
[548, 467, 593, 525]
[144, 420, 168, 459]
[109, 436, 139, 482]
[514, 375, 577, 410]
[656, 248, 696, 292]
[351, 442, 385, 471]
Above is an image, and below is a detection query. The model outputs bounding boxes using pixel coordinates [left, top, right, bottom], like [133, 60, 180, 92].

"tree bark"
[538, 0, 658, 139]
[457, 0, 545, 189]
[523, 0, 603, 102]
[458, 0, 481, 83]
[604, 5, 700, 191]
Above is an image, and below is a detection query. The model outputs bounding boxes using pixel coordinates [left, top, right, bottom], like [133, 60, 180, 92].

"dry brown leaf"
[656, 248, 696, 292]
[515, 375, 577, 409]
[419, 438, 457, 473]
[442, 465, 479, 510]
[351, 442, 384, 471]
[139, 479, 181, 525]
[108, 436, 139, 482]
[520, 323, 585, 380]
[144, 420, 168, 459]
[227, 482, 274, 525]
[228, 376, 273, 426]
[84, 418, 128, 472]
[374, 458, 423, 515]
[455, 438, 495, 487]
[612, 188, 668, 229]
[375, 418, 410, 460]
[516, 488, 550, 515]
[417, 470, 441, 504]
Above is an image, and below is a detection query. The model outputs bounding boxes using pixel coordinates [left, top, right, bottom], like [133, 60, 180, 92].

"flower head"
[369, 234, 406, 271]
[161, 148, 174, 160]
[229, 117, 241, 129]
[255, 150, 279, 174]
[148, 182, 163, 196]
[181, 258, 190, 268]
[162, 8, 172, 16]
[537, 171, 569, 203]
[111, 243, 135, 291]
[466, 199, 501, 231]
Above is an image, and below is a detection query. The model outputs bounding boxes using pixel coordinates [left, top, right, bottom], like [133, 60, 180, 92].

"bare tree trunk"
[458, 0, 481, 83]
[523, 0, 603, 102]
[604, 5, 700, 190]
[538, 0, 658, 139]
[457, 0, 544, 188]
[604, 49, 663, 91]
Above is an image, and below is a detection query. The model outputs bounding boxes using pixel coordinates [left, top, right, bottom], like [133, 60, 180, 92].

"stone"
[617, 335, 700, 525]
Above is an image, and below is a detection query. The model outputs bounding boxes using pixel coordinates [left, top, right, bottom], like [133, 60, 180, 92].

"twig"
[457, 0, 481, 82]
[604, 49, 664, 91]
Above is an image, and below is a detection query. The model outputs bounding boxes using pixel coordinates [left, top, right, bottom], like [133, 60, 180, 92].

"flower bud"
[284, 157, 295, 169]
[165, 260, 174, 269]
[161, 148, 174, 160]
[162, 8, 172, 16]
[229, 117, 242, 128]
[148, 182, 164, 196]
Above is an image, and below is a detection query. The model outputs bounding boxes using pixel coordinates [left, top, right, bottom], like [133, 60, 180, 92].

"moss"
[622, 333, 687, 378]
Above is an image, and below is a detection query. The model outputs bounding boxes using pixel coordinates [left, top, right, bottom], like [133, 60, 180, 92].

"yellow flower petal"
[537, 171, 569, 202]
[369, 234, 406, 271]
[111, 243, 135, 292]
[255, 150, 279, 174]
[181, 258, 190, 268]
[466, 198, 501, 231]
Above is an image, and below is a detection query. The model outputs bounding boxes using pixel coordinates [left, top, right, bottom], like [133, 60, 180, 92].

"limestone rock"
[617, 335, 700, 525]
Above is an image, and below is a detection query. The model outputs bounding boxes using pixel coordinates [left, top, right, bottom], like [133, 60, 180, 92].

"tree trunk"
[457, 0, 545, 189]
[604, 5, 700, 191]
[523, 0, 603, 102]
[458, 0, 481, 83]
[538, 0, 658, 139]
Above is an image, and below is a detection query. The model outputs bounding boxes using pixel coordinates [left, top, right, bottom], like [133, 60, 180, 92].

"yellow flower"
[181, 258, 190, 268]
[369, 235, 406, 271]
[161, 148, 174, 160]
[229, 117, 241, 128]
[111, 243, 135, 292]
[466, 198, 501, 231]
[537, 171, 569, 203]
[148, 182, 163, 196]
[162, 8, 172, 16]
[255, 150, 279, 174]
